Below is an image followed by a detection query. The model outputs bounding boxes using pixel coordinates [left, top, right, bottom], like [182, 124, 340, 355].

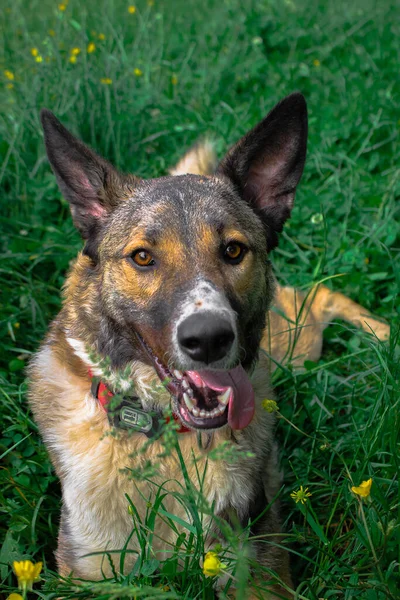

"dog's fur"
[29, 94, 389, 598]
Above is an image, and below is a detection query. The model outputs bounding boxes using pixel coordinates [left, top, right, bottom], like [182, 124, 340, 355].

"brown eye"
[223, 242, 247, 264]
[131, 249, 155, 268]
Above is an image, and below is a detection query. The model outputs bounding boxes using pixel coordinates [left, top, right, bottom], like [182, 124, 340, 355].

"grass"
[0, 0, 399, 597]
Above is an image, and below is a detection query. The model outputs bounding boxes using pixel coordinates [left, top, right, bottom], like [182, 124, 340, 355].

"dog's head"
[41, 93, 307, 431]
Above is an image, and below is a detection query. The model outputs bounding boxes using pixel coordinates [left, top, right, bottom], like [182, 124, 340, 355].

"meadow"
[0, 0, 399, 598]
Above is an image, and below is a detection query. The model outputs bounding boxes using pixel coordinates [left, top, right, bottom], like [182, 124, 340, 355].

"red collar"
[88, 369, 190, 434]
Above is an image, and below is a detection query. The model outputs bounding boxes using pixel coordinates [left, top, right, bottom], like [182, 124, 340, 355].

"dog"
[29, 93, 389, 598]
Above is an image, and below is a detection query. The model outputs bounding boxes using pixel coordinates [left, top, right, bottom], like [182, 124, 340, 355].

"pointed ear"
[40, 109, 122, 239]
[217, 93, 308, 250]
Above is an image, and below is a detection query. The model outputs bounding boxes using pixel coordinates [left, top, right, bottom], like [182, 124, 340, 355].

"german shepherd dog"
[29, 93, 389, 597]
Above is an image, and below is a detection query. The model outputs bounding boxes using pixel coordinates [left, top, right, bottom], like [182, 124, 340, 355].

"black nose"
[177, 312, 235, 364]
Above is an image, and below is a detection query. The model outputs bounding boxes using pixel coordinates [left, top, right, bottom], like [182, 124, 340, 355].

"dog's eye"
[130, 249, 155, 268]
[223, 243, 247, 264]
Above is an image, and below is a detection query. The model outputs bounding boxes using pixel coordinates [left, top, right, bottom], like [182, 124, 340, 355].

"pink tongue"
[186, 365, 255, 430]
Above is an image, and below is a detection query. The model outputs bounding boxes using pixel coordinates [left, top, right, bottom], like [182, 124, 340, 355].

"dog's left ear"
[217, 92, 307, 250]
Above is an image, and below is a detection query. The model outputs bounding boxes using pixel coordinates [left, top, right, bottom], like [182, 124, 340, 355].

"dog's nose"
[177, 312, 235, 364]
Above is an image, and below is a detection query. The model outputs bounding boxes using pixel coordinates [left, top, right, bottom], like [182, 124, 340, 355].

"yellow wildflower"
[48, 29, 55, 36]
[171, 74, 178, 85]
[133, 68, 143, 76]
[14, 322, 20, 329]
[6, 83, 14, 89]
[7, 594, 24, 600]
[69, 55, 77, 64]
[35, 56, 43, 63]
[202, 551, 226, 577]
[4, 70, 15, 80]
[290, 485, 312, 505]
[71, 47, 81, 55]
[98, 33, 105, 40]
[128, 5, 136, 13]
[58, 3, 67, 10]
[262, 399, 279, 413]
[351, 478, 372, 498]
[87, 42, 96, 53]
[13, 560, 42, 591]
[100, 77, 112, 85]
[31, 48, 39, 57]
[313, 59, 321, 67]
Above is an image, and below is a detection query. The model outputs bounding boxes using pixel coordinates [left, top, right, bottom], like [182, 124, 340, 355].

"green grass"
[1, 0, 399, 597]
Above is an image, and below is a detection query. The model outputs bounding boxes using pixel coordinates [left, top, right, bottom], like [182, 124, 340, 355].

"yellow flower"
[69, 55, 77, 64]
[87, 42, 96, 53]
[35, 56, 43, 63]
[71, 47, 81, 55]
[203, 551, 226, 577]
[98, 33, 105, 40]
[262, 399, 279, 413]
[7, 594, 24, 600]
[313, 59, 321, 67]
[100, 77, 112, 85]
[291, 485, 312, 504]
[128, 5, 136, 13]
[351, 478, 372, 498]
[6, 83, 14, 89]
[13, 560, 42, 591]
[48, 29, 55, 36]
[58, 3, 67, 10]
[4, 70, 15, 80]
[171, 74, 178, 85]
[14, 322, 20, 329]
[31, 48, 39, 57]
[133, 68, 143, 76]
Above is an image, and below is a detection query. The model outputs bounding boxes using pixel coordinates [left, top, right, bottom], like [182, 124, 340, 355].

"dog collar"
[88, 369, 191, 436]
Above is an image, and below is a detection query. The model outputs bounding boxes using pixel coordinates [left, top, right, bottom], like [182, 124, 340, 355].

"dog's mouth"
[138, 336, 255, 431]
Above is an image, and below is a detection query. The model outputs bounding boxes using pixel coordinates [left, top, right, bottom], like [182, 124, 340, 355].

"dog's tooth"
[187, 387, 194, 397]
[174, 370, 183, 380]
[200, 409, 207, 418]
[218, 387, 231, 406]
[192, 407, 200, 417]
[183, 392, 194, 411]
[182, 379, 190, 390]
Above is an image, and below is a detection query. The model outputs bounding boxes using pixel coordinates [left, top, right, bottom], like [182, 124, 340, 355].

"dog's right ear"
[41, 110, 122, 240]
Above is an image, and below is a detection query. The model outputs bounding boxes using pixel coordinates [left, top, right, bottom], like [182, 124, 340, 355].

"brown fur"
[29, 98, 389, 599]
